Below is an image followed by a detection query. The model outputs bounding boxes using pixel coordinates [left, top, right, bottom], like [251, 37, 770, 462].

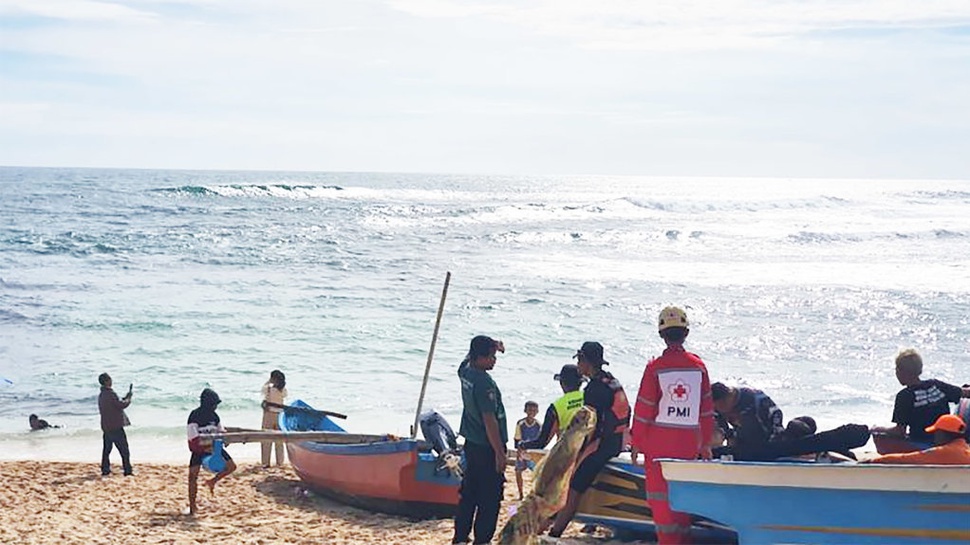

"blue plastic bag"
[202, 439, 226, 473]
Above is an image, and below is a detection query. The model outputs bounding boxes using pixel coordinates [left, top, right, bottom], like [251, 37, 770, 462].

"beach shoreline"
[0, 460, 619, 545]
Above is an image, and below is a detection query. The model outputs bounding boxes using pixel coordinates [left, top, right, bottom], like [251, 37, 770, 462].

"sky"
[1, 0, 970, 178]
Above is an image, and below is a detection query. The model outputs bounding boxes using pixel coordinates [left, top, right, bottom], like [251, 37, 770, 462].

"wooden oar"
[265, 401, 347, 420]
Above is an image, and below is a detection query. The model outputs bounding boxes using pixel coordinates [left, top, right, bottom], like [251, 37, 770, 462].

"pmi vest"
[553, 390, 585, 436]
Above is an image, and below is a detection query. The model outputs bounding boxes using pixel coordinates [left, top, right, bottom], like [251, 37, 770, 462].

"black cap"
[574, 341, 608, 366]
[554, 364, 582, 386]
[469, 335, 499, 358]
[711, 382, 730, 401]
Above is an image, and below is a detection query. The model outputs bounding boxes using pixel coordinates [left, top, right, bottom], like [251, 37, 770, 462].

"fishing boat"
[280, 399, 460, 519]
[660, 458, 970, 545]
[574, 455, 737, 543]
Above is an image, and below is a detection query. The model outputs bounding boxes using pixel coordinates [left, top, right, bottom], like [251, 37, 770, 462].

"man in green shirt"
[453, 335, 508, 545]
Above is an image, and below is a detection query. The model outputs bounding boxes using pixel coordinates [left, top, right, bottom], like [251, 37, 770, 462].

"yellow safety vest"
[553, 390, 585, 438]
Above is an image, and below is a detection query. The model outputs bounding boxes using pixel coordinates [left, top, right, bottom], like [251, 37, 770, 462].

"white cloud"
[0, 1, 968, 176]
[388, 0, 970, 50]
[0, 0, 157, 22]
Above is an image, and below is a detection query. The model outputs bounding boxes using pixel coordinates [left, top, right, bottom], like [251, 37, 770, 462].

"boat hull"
[282, 400, 459, 519]
[661, 459, 970, 545]
[575, 456, 737, 543]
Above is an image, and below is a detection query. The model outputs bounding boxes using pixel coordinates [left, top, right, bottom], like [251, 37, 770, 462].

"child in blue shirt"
[513, 400, 542, 500]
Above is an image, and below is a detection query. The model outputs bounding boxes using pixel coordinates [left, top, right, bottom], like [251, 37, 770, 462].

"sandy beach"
[0, 460, 625, 545]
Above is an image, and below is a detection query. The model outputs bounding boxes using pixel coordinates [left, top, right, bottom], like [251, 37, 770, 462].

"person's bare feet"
[205, 478, 216, 495]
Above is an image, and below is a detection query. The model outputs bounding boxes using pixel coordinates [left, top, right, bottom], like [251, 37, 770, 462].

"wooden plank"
[201, 430, 395, 445]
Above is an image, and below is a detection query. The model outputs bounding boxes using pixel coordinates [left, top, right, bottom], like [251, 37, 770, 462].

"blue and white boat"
[660, 459, 970, 544]
[575, 456, 737, 543]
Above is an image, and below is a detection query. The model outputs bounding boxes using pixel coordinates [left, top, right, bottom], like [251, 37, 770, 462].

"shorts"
[190, 447, 232, 468]
[570, 441, 621, 493]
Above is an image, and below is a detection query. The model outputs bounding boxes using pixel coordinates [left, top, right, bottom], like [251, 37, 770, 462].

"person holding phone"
[97, 372, 133, 476]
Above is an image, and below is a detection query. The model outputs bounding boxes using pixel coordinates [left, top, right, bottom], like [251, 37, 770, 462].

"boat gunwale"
[660, 458, 970, 494]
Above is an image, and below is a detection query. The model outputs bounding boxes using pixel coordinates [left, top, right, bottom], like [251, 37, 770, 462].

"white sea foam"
[0, 167, 968, 461]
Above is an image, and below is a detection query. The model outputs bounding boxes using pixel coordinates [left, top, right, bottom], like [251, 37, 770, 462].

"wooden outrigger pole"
[410, 271, 451, 439]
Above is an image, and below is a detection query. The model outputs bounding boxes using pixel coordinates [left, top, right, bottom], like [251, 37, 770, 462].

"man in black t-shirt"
[186, 388, 236, 515]
[872, 349, 970, 444]
[548, 342, 630, 539]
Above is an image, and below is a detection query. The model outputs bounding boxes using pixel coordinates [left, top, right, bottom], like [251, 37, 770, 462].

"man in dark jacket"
[98, 372, 133, 476]
[712, 382, 784, 461]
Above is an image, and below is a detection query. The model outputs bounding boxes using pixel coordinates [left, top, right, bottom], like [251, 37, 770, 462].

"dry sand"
[0, 461, 629, 544]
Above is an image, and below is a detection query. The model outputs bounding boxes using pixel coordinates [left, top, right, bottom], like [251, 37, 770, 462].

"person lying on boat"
[712, 385, 869, 461]
[864, 414, 970, 465]
[711, 382, 785, 460]
[516, 364, 585, 452]
[186, 388, 237, 515]
[782, 416, 816, 439]
[870, 349, 970, 446]
[29, 414, 59, 431]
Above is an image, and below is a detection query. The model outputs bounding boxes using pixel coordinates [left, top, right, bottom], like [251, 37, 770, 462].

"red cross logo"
[669, 381, 690, 403]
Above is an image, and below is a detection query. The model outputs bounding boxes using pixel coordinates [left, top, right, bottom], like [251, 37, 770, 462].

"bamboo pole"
[411, 271, 451, 439]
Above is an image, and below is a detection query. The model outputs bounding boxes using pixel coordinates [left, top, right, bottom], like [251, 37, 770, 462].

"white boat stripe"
[659, 459, 970, 494]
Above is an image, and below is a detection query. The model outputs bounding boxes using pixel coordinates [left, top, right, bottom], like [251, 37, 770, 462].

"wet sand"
[0, 461, 626, 544]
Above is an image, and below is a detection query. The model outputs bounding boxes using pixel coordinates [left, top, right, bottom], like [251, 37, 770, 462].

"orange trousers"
[645, 450, 693, 545]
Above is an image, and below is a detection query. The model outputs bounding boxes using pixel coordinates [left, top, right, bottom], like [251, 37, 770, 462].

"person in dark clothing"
[97, 373, 133, 476]
[711, 382, 785, 460]
[29, 414, 58, 431]
[714, 385, 869, 461]
[548, 341, 630, 538]
[186, 388, 237, 515]
[517, 364, 585, 451]
[453, 335, 507, 545]
[783, 416, 817, 440]
[871, 349, 970, 444]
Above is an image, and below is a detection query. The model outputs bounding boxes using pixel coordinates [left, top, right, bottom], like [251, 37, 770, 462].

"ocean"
[1, 166, 968, 463]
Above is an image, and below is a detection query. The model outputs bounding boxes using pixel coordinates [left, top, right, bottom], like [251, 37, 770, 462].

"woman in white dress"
[261, 370, 287, 467]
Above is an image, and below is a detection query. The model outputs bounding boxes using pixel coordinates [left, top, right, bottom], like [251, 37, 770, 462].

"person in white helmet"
[631, 306, 715, 545]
